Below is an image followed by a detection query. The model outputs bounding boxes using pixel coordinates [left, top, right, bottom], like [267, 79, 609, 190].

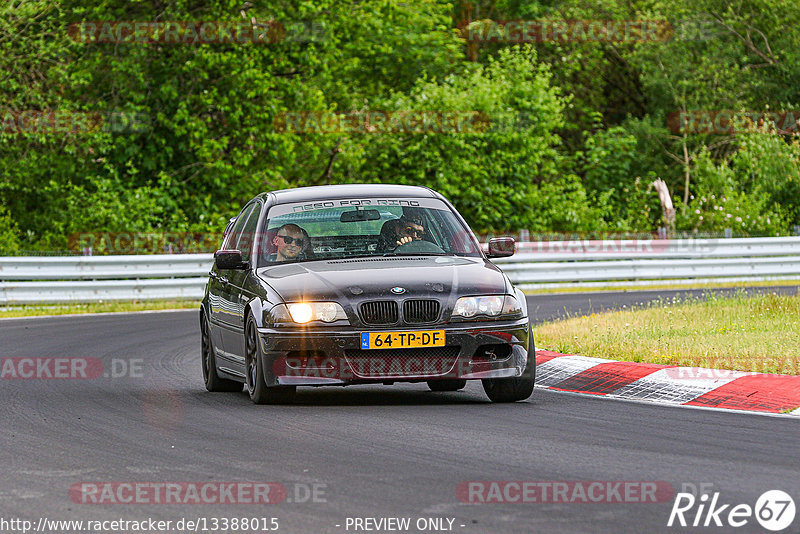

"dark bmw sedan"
[200, 184, 534, 404]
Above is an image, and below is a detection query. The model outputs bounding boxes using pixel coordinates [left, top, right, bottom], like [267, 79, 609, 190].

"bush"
[731, 129, 800, 227]
[677, 149, 789, 235]
[0, 205, 20, 253]
[577, 123, 661, 231]
[579, 124, 638, 201]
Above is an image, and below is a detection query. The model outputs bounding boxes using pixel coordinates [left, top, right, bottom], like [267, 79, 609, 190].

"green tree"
[334, 46, 595, 232]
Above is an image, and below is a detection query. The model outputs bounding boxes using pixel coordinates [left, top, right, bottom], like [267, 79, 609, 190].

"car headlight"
[269, 302, 349, 325]
[451, 295, 522, 320]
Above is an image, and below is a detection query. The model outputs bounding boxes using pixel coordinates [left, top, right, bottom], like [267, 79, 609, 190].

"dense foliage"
[1, 0, 798, 252]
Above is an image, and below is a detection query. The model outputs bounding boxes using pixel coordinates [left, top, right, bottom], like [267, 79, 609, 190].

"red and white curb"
[534, 350, 800, 416]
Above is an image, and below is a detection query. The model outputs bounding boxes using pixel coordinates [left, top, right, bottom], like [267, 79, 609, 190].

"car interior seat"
[376, 219, 401, 252]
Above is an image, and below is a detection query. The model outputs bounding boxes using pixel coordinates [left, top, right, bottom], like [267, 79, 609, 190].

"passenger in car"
[269, 224, 311, 262]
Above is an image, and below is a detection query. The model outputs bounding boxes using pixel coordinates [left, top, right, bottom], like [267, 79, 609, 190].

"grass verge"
[0, 300, 200, 318]
[523, 279, 800, 294]
[535, 293, 800, 374]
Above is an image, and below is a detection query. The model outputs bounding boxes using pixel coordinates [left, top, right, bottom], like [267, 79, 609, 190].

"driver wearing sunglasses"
[394, 215, 425, 247]
[272, 223, 308, 262]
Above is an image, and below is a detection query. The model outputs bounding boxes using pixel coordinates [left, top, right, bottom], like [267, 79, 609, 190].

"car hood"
[256, 256, 508, 306]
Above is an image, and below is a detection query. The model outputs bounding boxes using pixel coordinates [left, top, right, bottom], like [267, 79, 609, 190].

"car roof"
[259, 184, 440, 204]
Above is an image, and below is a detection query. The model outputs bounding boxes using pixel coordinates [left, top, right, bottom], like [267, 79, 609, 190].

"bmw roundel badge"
[391, 287, 406, 294]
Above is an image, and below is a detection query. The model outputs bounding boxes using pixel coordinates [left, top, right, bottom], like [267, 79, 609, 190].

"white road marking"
[536, 355, 615, 387]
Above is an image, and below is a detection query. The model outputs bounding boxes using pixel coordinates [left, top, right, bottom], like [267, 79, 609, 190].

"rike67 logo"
[668, 490, 795, 531]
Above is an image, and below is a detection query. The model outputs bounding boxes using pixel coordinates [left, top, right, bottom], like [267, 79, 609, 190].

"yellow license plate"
[360, 330, 445, 349]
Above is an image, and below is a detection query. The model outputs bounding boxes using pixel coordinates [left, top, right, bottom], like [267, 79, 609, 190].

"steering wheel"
[393, 239, 445, 254]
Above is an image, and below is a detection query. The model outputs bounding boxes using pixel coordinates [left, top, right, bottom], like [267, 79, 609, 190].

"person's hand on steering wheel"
[395, 236, 413, 247]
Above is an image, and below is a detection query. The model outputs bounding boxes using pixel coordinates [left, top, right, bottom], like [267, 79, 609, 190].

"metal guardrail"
[1, 237, 799, 303]
[0, 254, 213, 304]
[0, 254, 213, 280]
[493, 236, 800, 290]
[508, 236, 800, 261]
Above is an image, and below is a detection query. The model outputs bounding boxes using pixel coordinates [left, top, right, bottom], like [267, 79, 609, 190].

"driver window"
[222, 203, 255, 251]
[236, 203, 262, 263]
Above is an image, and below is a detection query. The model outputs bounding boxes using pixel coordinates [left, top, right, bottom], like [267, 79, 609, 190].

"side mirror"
[214, 249, 247, 270]
[487, 237, 515, 258]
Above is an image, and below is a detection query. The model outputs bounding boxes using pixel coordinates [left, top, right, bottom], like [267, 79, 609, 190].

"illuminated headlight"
[451, 295, 521, 320]
[288, 303, 314, 323]
[274, 302, 348, 324]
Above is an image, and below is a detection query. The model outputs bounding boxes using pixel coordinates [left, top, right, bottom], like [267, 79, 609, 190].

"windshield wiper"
[390, 252, 452, 257]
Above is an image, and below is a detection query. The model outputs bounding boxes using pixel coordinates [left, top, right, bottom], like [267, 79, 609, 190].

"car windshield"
[257, 197, 482, 265]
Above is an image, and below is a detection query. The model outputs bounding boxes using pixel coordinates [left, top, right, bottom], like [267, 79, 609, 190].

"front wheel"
[482, 337, 535, 403]
[201, 314, 243, 393]
[245, 317, 296, 404]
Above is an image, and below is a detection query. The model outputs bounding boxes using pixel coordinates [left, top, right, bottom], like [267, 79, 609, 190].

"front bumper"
[257, 319, 531, 386]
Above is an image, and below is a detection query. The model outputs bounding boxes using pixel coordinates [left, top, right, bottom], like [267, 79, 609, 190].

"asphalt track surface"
[1, 287, 798, 534]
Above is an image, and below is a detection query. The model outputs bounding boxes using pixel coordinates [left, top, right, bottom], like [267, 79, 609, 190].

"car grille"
[403, 299, 440, 323]
[343, 346, 461, 378]
[360, 301, 399, 325]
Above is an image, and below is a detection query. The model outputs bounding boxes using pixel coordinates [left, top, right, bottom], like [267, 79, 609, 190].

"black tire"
[482, 337, 536, 403]
[245, 317, 296, 404]
[201, 314, 243, 393]
[427, 379, 467, 392]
